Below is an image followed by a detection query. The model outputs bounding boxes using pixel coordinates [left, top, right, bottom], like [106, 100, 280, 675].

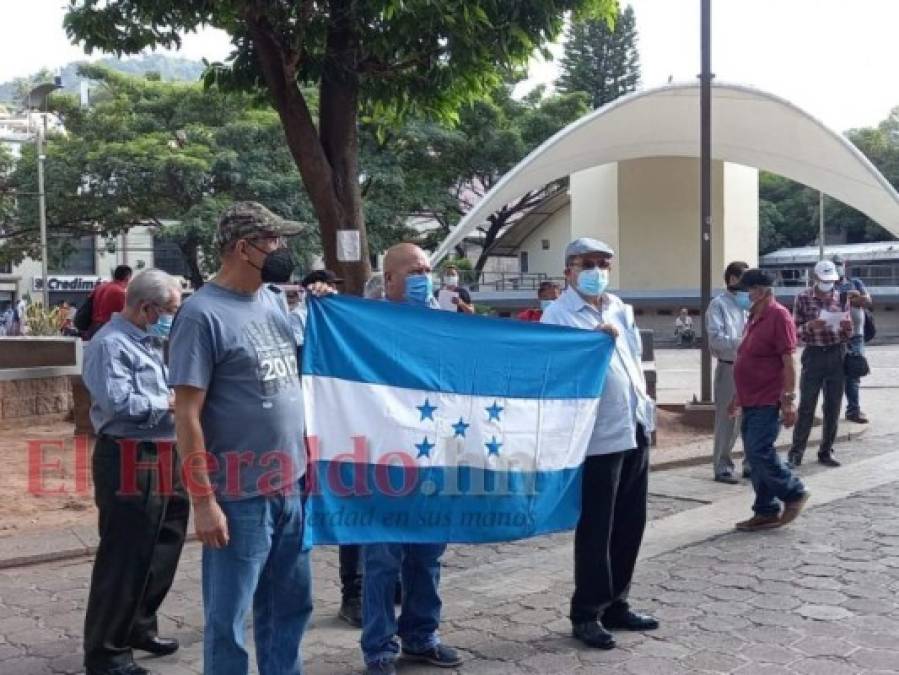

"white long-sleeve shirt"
[705, 291, 747, 362]
[542, 287, 655, 455]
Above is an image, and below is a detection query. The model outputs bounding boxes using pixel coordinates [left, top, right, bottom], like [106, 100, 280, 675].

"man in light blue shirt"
[706, 261, 750, 483]
[81, 268, 188, 675]
[541, 237, 658, 651]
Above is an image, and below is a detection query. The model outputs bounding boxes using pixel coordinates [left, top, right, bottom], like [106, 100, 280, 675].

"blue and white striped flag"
[302, 295, 614, 544]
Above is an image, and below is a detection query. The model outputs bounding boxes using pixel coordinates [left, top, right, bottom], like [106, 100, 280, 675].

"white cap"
[814, 260, 839, 281]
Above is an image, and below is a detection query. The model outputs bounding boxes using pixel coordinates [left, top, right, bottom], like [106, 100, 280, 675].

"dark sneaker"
[818, 453, 841, 467]
[602, 610, 660, 631]
[780, 492, 810, 526]
[571, 621, 616, 649]
[735, 514, 782, 532]
[402, 644, 462, 668]
[714, 473, 740, 485]
[364, 660, 397, 675]
[786, 451, 803, 469]
[338, 596, 362, 627]
[742, 465, 752, 479]
[86, 664, 152, 675]
[846, 412, 869, 423]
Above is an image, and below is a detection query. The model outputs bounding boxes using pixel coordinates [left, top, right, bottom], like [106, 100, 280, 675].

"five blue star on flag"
[452, 417, 470, 438]
[417, 398, 437, 421]
[485, 436, 503, 456]
[415, 436, 435, 458]
[485, 401, 504, 422]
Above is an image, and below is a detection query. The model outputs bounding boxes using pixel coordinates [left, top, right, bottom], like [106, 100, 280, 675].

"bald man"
[361, 244, 460, 674]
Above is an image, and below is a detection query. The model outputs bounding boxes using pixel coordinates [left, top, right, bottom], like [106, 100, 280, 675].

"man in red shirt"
[87, 265, 132, 339]
[731, 269, 809, 532]
[517, 281, 561, 321]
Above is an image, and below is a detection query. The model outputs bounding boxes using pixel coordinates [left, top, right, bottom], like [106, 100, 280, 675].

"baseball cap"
[814, 260, 839, 281]
[301, 269, 342, 287]
[736, 268, 774, 290]
[564, 237, 615, 260]
[215, 201, 305, 248]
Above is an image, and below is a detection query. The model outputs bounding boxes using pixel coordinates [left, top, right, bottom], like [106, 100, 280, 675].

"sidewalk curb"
[0, 426, 872, 571]
[651, 425, 868, 471]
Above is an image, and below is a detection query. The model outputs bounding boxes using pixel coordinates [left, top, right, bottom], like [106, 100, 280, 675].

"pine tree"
[557, 5, 641, 109]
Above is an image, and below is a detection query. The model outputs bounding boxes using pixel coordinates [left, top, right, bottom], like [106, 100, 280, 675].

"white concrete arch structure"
[431, 82, 899, 263]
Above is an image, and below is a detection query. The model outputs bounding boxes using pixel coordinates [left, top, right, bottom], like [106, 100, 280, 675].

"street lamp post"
[36, 125, 49, 308]
[27, 80, 62, 308]
[699, 0, 713, 403]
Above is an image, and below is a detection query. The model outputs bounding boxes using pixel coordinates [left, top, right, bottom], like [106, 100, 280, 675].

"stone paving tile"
[4, 479, 899, 674]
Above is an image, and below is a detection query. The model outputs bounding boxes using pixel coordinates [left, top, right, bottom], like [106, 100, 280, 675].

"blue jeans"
[741, 406, 806, 517]
[845, 335, 864, 416]
[202, 489, 313, 675]
[361, 543, 446, 666]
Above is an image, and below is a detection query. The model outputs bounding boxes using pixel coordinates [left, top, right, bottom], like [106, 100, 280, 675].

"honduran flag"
[302, 295, 614, 545]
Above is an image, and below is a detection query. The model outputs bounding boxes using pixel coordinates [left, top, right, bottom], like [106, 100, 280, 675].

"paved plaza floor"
[4, 436, 899, 674]
[4, 346, 899, 674]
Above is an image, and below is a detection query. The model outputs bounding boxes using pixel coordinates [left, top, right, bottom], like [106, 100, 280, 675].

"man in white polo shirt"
[542, 237, 658, 651]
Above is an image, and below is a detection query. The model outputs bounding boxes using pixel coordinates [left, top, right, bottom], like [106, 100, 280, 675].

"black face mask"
[247, 242, 296, 283]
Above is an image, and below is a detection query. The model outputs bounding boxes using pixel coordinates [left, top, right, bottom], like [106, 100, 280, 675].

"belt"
[717, 359, 734, 365]
[805, 344, 846, 351]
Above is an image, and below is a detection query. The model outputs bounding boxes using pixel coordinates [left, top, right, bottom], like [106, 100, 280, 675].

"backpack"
[863, 308, 876, 343]
[73, 289, 96, 331]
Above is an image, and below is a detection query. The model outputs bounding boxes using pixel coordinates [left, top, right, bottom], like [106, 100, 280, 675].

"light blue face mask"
[734, 291, 752, 311]
[577, 268, 609, 297]
[540, 299, 554, 311]
[404, 274, 433, 307]
[149, 313, 174, 338]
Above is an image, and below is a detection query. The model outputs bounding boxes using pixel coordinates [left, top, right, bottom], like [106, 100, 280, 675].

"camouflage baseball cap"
[215, 201, 305, 248]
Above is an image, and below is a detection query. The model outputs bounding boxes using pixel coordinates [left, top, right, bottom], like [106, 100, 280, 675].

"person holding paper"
[833, 254, 872, 423]
[788, 259, 852, 469]
[435, 264, 474, 314]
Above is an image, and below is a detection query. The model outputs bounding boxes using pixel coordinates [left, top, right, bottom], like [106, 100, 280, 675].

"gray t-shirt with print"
[168, 282, 304, 499]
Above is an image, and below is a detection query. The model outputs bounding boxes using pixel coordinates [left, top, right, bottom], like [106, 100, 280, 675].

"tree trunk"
[178, 238, 204, 290]
[472, 213, 508, 277]
[246, 9, 371, 296]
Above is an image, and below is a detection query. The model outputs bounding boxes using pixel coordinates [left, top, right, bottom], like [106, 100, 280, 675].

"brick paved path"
[3, 481, 899, 674]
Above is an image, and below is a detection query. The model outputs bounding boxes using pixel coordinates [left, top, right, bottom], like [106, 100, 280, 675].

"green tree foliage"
[557, 4, 640, 108]
[64, 0, 616, 292]
[759, 107, 899, 254]
[2, 65, 318, 287]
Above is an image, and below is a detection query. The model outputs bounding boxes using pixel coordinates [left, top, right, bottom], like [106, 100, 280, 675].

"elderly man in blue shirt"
[706, 261, 751, 484]
[541, 237, 658, 651]
[82, 268, 188, 675]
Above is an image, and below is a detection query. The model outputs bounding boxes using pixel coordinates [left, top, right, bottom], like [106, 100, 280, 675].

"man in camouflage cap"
[215, 201, 305, 251]
[169, 200, 314, 674]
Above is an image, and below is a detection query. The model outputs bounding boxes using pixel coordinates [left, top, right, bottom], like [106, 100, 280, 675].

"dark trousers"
[790, 344, 846, 459]
[570, 427, 649, 624]
[742, 406, 806, 516]
[84, 436, 189, 670]
[340, 544, 363, 600]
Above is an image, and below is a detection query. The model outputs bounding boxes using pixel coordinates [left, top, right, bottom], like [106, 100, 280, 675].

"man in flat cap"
[542, 238, 658, 651]
[168, 201, 315, 674]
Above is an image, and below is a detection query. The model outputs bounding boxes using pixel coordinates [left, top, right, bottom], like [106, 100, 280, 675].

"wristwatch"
[781, 392, 796, 403]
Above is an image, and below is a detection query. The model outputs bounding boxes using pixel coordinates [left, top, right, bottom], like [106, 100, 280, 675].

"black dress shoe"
[818, 453, 841, 467]
[130, 636, 179, 656]
[572, 621, 616, 649]
[714, 473, 740, 485]
[339, 596, 363, 627]
[602, 610, 660, 631]
[787, 451, 803, 469]
[86, 664, 152, 675]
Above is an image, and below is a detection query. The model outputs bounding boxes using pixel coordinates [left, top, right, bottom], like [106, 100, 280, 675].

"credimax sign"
[32, 275, 102, 292]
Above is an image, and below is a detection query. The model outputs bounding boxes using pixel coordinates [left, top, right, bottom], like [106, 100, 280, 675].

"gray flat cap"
[564, 237, 615, 260]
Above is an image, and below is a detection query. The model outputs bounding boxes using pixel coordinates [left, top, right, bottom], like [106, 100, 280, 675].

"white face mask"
[444, 275, 459, 287]
[817, 281, 834, 293]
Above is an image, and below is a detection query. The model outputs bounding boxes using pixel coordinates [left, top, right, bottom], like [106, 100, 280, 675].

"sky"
[1, 0, 897, 133]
